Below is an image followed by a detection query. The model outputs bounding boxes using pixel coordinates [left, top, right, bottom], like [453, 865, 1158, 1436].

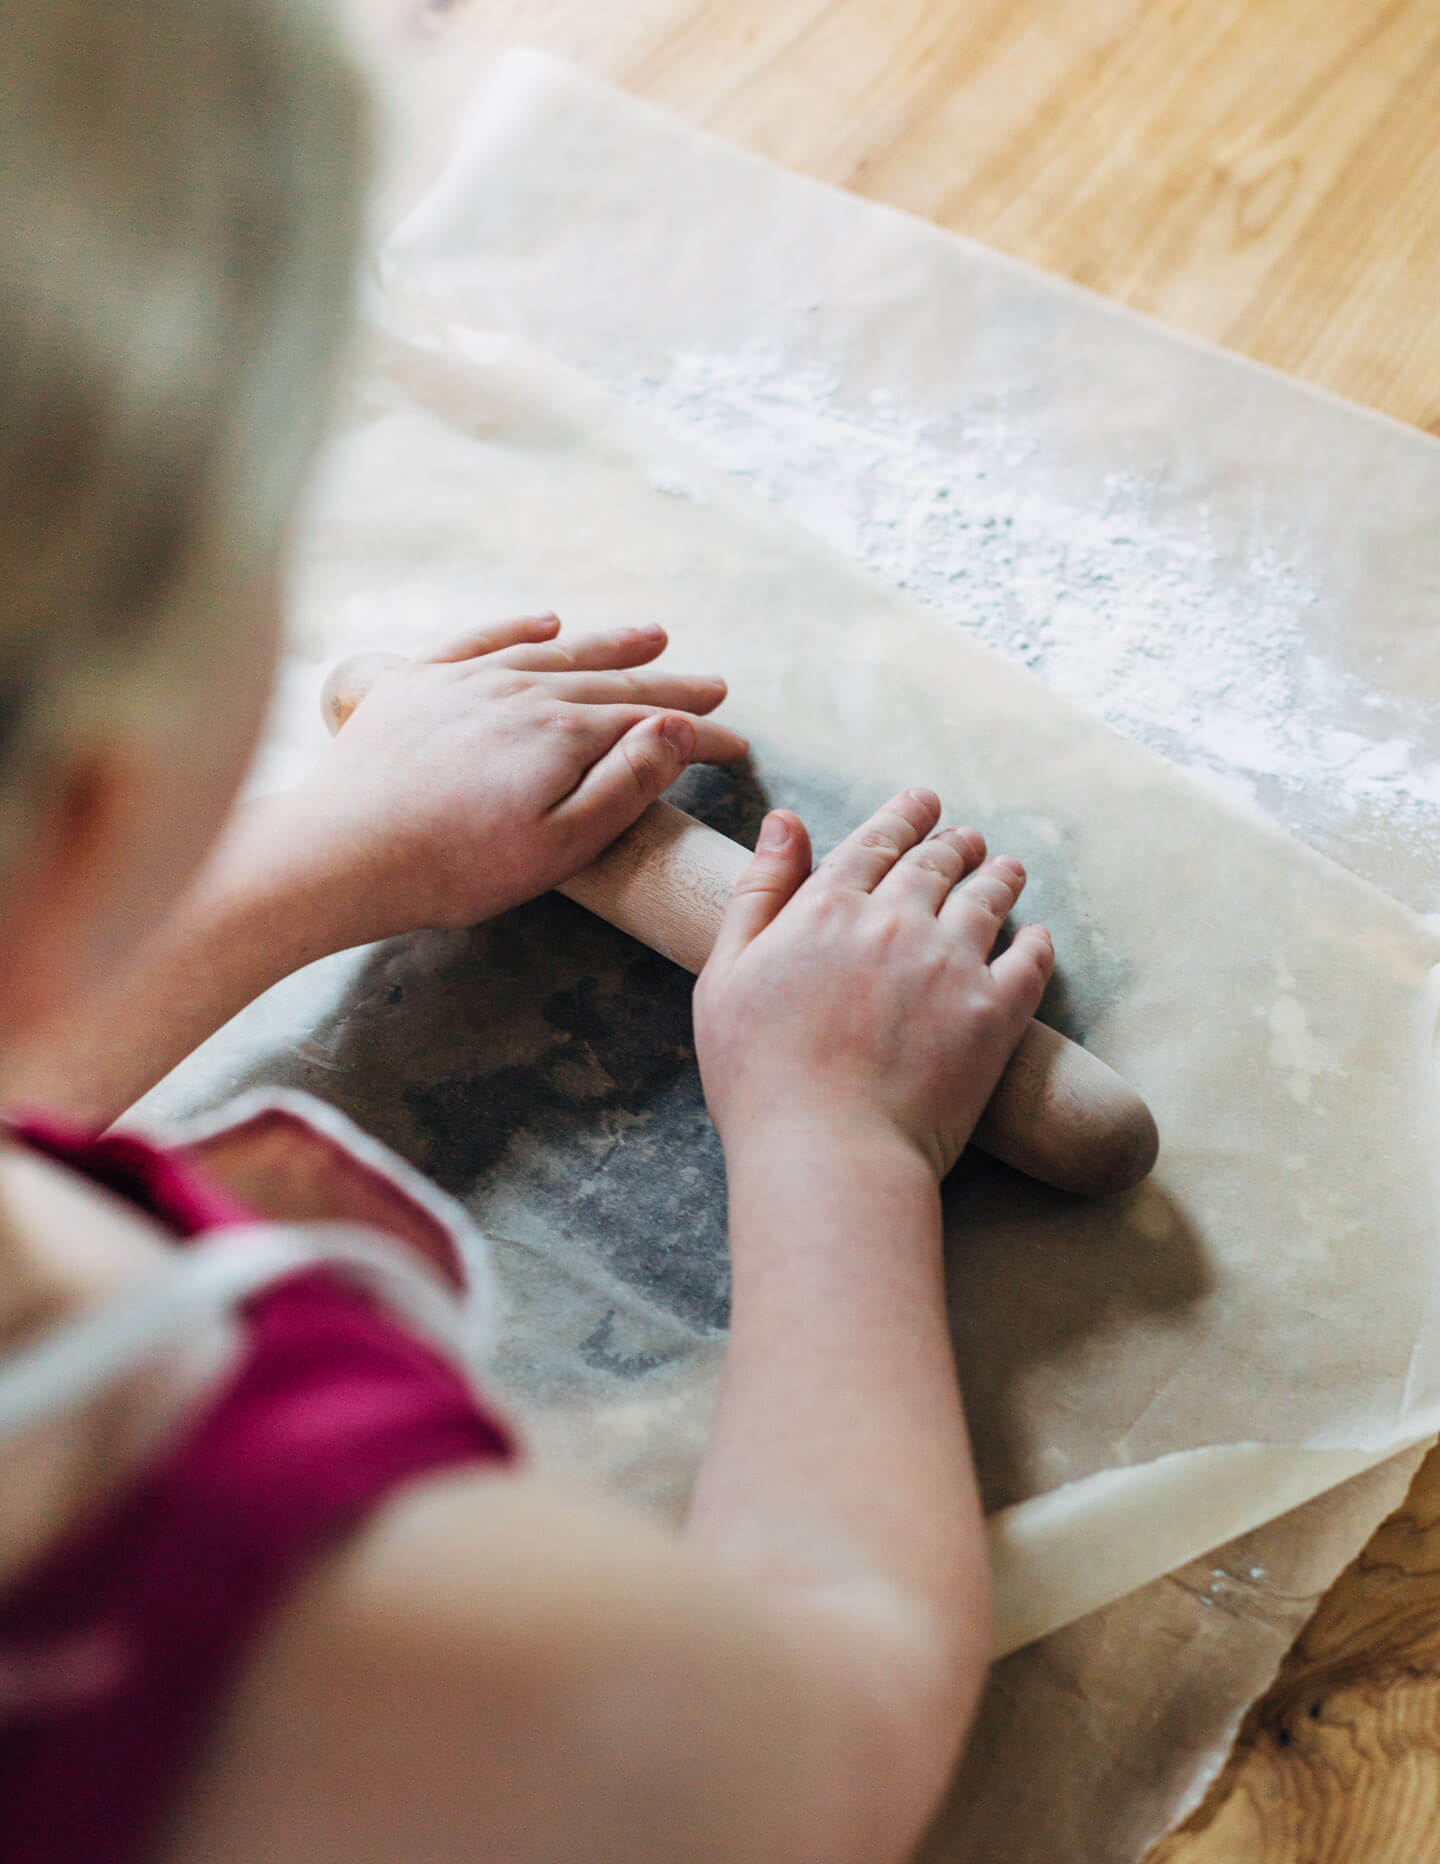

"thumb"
[711, 810, 813, 957]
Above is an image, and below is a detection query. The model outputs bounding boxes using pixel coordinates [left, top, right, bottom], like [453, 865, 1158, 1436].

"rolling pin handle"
[320, 651, 409, 736]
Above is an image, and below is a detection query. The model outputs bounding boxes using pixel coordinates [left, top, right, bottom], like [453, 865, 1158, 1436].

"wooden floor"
[364, 2, 1440, 1854]
[384, 0, 1440, 432]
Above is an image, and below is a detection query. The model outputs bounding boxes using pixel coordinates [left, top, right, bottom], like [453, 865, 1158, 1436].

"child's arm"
[686, 790, 1051, 1834]
[160, 792, 1051, 1864]
[9, 616, 745, 1126]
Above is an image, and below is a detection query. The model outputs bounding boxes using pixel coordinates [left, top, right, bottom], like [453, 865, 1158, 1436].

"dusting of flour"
[605, 345, 1440, 870]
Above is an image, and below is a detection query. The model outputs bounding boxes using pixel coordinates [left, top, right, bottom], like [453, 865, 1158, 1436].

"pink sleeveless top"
[0, 1101, 517, 1864]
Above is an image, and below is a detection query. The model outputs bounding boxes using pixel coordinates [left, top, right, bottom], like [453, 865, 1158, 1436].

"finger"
[492, 623, 669, 674]
[874, 825, 986, 913]
[424, 614, 561, 662]
[990, 924, 1056, 1019]
[940, 855, 1029, 953]
[580, 704, 749, 765]
[710, 810, 814, 958]
[544, 669, 728, 715]
[815, 788, 942, 893]
[550, 713, 697, 841]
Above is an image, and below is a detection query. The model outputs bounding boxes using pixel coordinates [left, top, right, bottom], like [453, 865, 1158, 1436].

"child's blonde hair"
[0, 0, 366, 847]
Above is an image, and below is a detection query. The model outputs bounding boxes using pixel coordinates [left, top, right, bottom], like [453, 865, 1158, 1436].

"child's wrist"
[721, 1108, 946, 1274]
[201, 793, 373, 971]
[718, 1097, 939, 1185]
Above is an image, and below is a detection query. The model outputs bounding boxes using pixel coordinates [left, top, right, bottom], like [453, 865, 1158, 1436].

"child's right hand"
[694, 789, 1054, 1179]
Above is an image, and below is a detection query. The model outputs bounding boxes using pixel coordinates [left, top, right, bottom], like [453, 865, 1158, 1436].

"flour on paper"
[603, 345, 1440, 854]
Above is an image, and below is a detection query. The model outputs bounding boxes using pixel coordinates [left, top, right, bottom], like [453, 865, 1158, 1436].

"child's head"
[0, 0, 365, 1034]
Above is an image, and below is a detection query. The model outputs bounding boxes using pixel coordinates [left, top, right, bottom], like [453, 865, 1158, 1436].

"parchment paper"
[141, 50, 1440, 1863]
[381, 51, 1440, 924]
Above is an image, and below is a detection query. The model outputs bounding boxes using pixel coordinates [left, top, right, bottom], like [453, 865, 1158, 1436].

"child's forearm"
[4, 795, 358, 1128]
[686, 1115, 990, 1772]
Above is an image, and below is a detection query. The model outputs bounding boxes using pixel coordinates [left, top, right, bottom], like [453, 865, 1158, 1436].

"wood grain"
[343, 1, 1440, 1855]
[353, 0, 1440, 430]
[1151, 1458, 1440, 1861]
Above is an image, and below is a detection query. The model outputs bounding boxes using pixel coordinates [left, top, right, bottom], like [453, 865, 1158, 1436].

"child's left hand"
[279, 613, 747, 948]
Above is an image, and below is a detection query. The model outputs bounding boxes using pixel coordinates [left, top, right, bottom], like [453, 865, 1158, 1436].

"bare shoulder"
[158, 1467, 883, 1864]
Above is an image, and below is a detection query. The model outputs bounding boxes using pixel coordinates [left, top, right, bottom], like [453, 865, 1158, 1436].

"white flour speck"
[644, 464, 707, 504]
[602, 344, 1440, 871]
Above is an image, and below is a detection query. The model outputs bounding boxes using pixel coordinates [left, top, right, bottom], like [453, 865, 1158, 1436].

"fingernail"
[907, 787, 940, 810]
[661, 716, 694, 756]
[636, 623, 666, 640]
[758, 813, 791, 852]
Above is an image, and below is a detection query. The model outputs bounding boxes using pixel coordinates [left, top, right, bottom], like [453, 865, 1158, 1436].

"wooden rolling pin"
[322, 654, 1159, 1196]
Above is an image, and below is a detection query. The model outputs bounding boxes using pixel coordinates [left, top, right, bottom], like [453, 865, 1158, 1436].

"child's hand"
[282, 614, 748, 947]
[694, 789, 1054, 1179]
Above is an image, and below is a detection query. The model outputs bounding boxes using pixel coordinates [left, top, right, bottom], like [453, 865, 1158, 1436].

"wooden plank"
[345, 3, 1440, 1855]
